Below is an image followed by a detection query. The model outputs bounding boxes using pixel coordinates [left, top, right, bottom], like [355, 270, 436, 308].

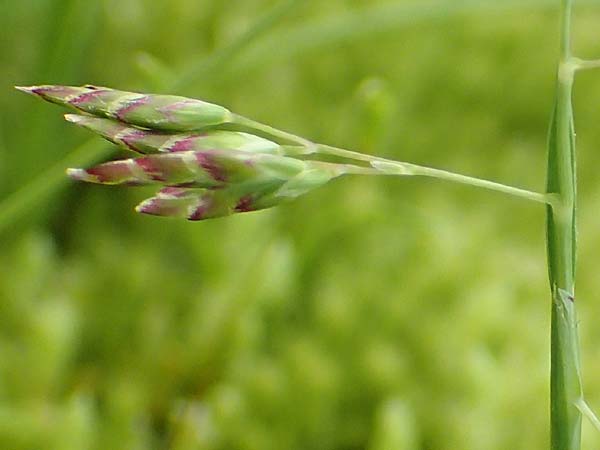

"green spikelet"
[64, 114, 282, 155]
[16, 85, 232, 131]
[133, 163, 343, 221]
[66, 150, 307, 188]
[135, 187, 277, 221]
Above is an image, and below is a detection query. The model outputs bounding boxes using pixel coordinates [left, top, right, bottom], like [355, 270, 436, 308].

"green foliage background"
[2, 0, 600, 449]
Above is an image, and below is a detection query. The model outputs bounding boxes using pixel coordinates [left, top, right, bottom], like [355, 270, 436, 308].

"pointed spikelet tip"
[64, 114, 84, 124]
[135, 198, 154, 214]
[66, 168, 96, 182]
[14, 86, 38, 95]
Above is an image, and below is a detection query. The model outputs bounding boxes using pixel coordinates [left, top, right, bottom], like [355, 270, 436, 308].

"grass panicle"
[18, 84, 551, 222]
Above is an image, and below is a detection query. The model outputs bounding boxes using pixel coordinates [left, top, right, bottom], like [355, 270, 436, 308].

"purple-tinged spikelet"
[130, 163, 345, 221]
[17, 85, 232, 131]
[135, 186, 280, 221]
[18, 83, 347, 222]
[64, 115, 282, 155]
[66, 150, 307, 188]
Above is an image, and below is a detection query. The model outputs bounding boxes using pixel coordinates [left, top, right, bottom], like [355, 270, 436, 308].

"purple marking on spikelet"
[30, 87, 45, 95]
[168, 136, 196, 152]
[158, 100, 197, 119]
[188, 203, 209, 221]
[86, 162, 131, 183]
[115, 96, 150, 121]
[157, 187, 190, 198]
[30, 86, 64, 95]
[188, 194, 215, 221]
[172, 182, 200, 188]
[234, 195, 255, 212]
[66, 168, 97, 182]
[17, 85, 82, 102]
[136, 198, 163, 216]
[120, 129, 149, 153]
[70, 89, 110, 106]
[136, 158, 166, 182]
[195, 153, 226, 182]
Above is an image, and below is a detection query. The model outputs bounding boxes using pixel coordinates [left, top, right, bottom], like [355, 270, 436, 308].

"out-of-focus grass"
[2, 1, 600, 449]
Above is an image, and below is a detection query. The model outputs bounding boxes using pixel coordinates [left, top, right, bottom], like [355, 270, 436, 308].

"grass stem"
[546, 1, 583, 449]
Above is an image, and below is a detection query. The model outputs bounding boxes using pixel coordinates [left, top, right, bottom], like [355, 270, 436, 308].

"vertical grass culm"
[547, 1, 600, 448]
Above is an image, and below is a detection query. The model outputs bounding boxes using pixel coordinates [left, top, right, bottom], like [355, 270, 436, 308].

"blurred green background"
[2, 0, 600, 449]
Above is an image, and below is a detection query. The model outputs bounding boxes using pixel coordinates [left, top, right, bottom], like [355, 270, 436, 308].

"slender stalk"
[400, 163, 551, 204]
[318, 144, 551, 204]
[233, 115, 317, 149]
[575, 398, 600, 432]
[547, 1, 583, 449]
[573, 58, 600, 70]
[234, 117, 551, 205]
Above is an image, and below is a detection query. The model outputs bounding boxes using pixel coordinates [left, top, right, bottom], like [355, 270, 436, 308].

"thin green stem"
[572, 58, 600, 70]
[233, 114, 317, 149]
[321, 145, 551, 204]
[547, 1, 582, 449]
[560, 0, 573, 60]
[232, 118, 551, 205]
[233, 118, 551, 205]
[402, 164, 550, 204]
[575, 398, 600, 432]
